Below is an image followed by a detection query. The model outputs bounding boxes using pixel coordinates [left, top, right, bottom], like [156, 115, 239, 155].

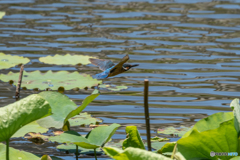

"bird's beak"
[130, 64, 139, 68]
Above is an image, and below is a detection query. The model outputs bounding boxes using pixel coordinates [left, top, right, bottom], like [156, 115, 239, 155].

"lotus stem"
[75, 145, 78, 160]
[144, 79, 151, 151]
[15, 65, 24, 100]
[94, 148, 97, 160]
[6, 139, 9, 160]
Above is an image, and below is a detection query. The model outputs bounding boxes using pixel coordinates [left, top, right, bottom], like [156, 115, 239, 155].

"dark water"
[0, 0, 240, 159]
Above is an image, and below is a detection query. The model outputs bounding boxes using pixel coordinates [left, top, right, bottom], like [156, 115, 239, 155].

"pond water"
[0, 0, 239, 159]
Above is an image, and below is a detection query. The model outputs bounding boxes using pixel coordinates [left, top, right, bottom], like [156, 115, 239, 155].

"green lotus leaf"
[99, 84, 128, 91]
[122, 126, 145, 150]
[157, 142, 176, 154]
[0, 52, 30, 70]
[37, 91, 78, 129]
[151, 136, 169, 142]
[57, 143, 102, 154]
[69, 112, 102, 126]
[158, 126, 192, 137]
[0, 12, 5, 19]
[151, 141, 168, 151]
[12, 121, 48, 138]
[183, 112, 233, 138]
[0, 94, 52, 142]
[50, 124, 120, 149]
[0, 143, 40, 160]
[230, 98, 240, 136]
[103, 147, 172, 160]
[41, 155, 52, 160]
[0, 70, 101, 90]
[39, 54, 96, 65]
[178, 119, 237, 160]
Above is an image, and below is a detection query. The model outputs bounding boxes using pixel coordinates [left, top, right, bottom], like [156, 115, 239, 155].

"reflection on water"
[0, 0, 239, 158]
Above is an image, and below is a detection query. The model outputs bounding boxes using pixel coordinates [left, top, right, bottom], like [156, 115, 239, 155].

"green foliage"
[0, 70, 101, 90]
[39, 54, 95, 65]
[37, 91, 78, 129]
[178, 119, 237, 160]
[230, 98, 240, 136]
[0, 52, 30, 70]
[103, 147, 172, 160]
[122, 126, 145, 150]
[0, 143, 40, 160]
[57, 143, 102, 154]
[157, 126, 192, 137]
[151, 136, 169, 142]
[0, 94, 52, 142]
[98, 84, 128, 91]
[0, 12, 5, 19]
[12, 121, 48, 138]
[50, 124, 120, 149]
[69, 113, 102, 126]
[183, 112, 233, 138]
[157, 142, 176, 154]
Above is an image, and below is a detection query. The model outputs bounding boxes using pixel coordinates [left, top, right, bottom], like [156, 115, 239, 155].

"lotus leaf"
[39, 54, 96, 65]
[50, 124, 120, 149]
[69, 112, 102, 126]
[0, 12, 5, 19]
[0, 94, 52, 142]
[0, 70, 101, 90]
[151, 141, 168, 151]
[157, 142, 176, 154]
[103, 147, 172, 160]
[0, 52, 30, 70]
[12, 121, 48, 138]
[183, 112, 233, 138]
[178, 119, 237, 160]
[99, 84, 128, 91]
[37, 91, 78, 129]
[57, 143, 102, 154]
[0, 143, 39, 160]
[151, 136, 169, 142]
[230, 98, 240, 136]
[41, 155, 52, 160]
[122, 126, 145, 150]
[157, 126, 192, 137]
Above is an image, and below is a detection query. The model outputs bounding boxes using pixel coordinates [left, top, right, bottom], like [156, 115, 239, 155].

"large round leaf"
[39, 54, 96, 65]
[182, 112, 233, 138]
[0, 143, 39, 160]
[0, 70, 101, 90]
[0, 52, 30, 70]
[37, 91, 78, 129]
[103, 147, 172, 160]
[0, 94, 52, 142]
[178, 119, 237, 160]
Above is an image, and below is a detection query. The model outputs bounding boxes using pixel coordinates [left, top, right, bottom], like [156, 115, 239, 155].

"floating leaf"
[151, 141, 168, 151]
[99, 84, 128, 91]
[0, 143, 40, 160]
[0, 70, 101, 90]
[0, 52, 30, 70]
[157, 142, 176, 154]
[183, 112, 233, 138]
[151, 136, 169, 142]
[69, 113, 102, 127]
[103, 147, 172, 160]
[178, 119, 237, 160]
[41, 155, 52, 160]
[12, 121, 48, 138]
[0, 94, 52, 142]
[39, 54, 96, 65]
[158, 126, 192, 137]
[122, 126, 145, 150]
[0, 12, 5, 19]
[24, 133, 49, 144]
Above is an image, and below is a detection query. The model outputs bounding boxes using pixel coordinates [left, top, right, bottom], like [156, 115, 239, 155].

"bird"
[89, 55, 139, 79]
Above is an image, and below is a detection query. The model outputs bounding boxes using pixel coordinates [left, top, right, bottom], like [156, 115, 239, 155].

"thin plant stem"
[75, 145, 78, 160]
[6, 139, 9, 160]
[94, 148, 97, 160]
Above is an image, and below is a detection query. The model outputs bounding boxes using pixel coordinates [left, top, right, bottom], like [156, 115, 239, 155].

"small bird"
[90, 55, 139, 79]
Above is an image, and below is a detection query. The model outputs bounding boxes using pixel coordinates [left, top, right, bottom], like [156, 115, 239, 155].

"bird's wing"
[89, 58, 115, 71]
[110, 55, 129, 74]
